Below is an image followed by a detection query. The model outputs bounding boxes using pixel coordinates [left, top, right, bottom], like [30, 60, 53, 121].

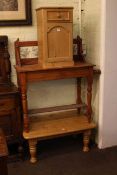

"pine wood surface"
[23, 110, 96, 140]
[36, 7, 73, 67]
[15, 62, 94, 72]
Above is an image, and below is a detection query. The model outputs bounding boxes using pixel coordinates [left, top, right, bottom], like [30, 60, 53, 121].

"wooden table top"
[15, 62, 94, 73]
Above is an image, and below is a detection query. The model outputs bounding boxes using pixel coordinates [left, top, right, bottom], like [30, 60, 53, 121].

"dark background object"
[0, 35, 23, 160]
[0, 128, 8, 175]
[0, 36, 11, 84]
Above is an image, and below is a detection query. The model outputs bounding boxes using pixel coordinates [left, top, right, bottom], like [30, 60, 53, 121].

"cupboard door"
[47, 23, 73, 63]
[0, 110, 18, 141]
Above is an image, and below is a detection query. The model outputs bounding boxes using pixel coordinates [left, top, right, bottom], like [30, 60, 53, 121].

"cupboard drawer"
[0, 98, 15, 111]
[47, 10, 72, 21]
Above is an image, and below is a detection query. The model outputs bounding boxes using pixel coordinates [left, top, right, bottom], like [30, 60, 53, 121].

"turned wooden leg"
[87, 69, 93, 122]
[19, 73, 29, 132]
[83, 130, 91, 152]
[76, 78, 82, 114]
[28, 139, 37, 163]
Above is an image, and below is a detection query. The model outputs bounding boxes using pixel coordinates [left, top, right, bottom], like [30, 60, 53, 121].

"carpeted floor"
[8, 135, 117, 175]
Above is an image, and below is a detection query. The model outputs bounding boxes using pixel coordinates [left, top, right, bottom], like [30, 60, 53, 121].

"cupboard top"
[36, 7, 73, 22]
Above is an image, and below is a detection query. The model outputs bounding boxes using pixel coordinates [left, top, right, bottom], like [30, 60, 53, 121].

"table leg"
[83, 130, 91, 152]
[29, 139, 38, 163]
[87, 69, 93, 122]
[19, 73, 29, 132]
[76, 78, 82, 114]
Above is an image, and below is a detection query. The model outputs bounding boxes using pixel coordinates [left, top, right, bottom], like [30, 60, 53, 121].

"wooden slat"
[16, 41, 38, 47]
[21, 58, 38, 65]
[15, 62, 94, 72]
[28, 103, 87, 115]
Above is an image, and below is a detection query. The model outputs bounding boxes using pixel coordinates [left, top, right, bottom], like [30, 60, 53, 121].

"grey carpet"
[8, 135, 117, 175]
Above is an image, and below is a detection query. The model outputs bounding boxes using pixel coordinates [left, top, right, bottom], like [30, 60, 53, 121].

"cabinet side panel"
[36, 10, 43, 65]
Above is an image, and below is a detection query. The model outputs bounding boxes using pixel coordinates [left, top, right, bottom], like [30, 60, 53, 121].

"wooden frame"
[0, 0, 32, 26]
[14, 38, 101, 163]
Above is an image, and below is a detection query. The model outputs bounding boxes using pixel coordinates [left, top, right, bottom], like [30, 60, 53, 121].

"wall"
[81, 0, 101, 126]
[83, 0, 117, 148]
[98, 0, 117, 148]
[81, 0, 101, 66]
[0, 0, 81, 109]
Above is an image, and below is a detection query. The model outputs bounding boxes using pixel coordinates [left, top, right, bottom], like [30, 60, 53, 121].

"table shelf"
[23, 110, 96, 140]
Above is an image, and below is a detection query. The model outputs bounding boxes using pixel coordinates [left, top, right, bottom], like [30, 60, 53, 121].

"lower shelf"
[23, 110, 96, 140]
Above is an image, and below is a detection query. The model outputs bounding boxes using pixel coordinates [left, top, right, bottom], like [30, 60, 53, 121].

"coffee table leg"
[28, 139, 38, 163]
